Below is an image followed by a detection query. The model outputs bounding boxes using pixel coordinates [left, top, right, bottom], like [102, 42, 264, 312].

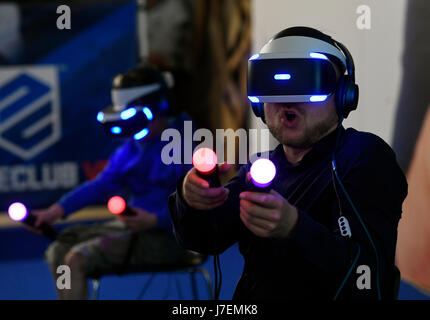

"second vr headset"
[247, 27, 359, 122]
[97, 64, 174, 140]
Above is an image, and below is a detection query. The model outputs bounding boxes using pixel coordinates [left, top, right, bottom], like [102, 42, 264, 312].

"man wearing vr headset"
[28, 65, 193, 300]
[169, 27, 408, 300]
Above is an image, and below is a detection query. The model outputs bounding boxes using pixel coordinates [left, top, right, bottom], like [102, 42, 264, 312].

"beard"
[266, 109, 338, 149]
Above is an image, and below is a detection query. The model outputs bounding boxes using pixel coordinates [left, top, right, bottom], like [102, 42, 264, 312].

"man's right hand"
[182, 163, 232, 210]
[25, 204, 65, 235]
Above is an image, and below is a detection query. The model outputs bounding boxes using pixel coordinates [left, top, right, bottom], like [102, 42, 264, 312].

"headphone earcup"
[251, 102, 266, 123]
[335, 75, 359, 119]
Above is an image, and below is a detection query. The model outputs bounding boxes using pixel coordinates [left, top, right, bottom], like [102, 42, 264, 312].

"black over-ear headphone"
[332, 40, 359, 119]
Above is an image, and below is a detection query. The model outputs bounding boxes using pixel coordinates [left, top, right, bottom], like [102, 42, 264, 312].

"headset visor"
[247, 58, 337, 102]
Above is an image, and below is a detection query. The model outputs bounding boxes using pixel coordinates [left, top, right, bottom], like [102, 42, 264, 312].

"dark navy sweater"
[168, 126, 408, 299]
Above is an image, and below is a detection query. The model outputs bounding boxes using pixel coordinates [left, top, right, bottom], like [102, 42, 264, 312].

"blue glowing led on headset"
[248, 96, 260, 103]
[120, 107, 137, 120]
[309, 52, 328, 60]
[142, 107, 153, 120]
[111, 126, 122, 134]
[309, 95, 328, 102]
[274, 73, 291, 80]
[97, 112, 104, 122]
[134, 128, 149, 140]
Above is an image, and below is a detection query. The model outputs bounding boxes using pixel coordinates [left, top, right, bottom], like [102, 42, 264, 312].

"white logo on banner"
[0, 66, 61, 160]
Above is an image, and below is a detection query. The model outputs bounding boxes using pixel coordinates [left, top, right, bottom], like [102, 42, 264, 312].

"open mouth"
[283, 109, 298, 124]
[285, 111, 297, 121]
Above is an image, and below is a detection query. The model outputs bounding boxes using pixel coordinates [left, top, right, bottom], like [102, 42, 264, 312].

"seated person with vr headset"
[28, 65, 193, 300]
[169, 27, 408, 300]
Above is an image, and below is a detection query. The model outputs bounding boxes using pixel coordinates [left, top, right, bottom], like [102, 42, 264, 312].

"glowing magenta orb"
[108, 196, 126, 215]
[192, 148, 218, 174]
[8, 202, 28, 221]
[250, 159, 276, 188]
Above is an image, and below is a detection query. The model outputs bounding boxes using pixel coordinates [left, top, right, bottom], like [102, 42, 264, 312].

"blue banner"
[0, 1, 137, 211]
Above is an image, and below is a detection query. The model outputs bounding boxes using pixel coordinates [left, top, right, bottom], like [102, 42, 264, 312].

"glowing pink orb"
[8, 202, 28, 221]
[192, 148, 218, 174]
[250, 159, 276, 188]
[108, 196, 126, 215]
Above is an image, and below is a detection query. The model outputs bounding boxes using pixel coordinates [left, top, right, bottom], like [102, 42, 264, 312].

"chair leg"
[193, 268, 214, 300]
[190, 269, 198, 300]
[136, 273, 155, 300]
[90, 268, 214, 300]
[162, 273, 172, 300]
[175, 276, 184, 300]
[92, 279, 100, 300]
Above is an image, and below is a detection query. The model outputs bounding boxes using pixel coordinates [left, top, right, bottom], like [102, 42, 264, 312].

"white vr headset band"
[111, 83, 161, 111]
[111, 71, 174, 112]
[258, 35, 347, 67]
[253, 94, 334, 104]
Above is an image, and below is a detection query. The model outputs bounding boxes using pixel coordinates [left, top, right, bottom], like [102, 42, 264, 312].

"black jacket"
[168, 127, 408, 300]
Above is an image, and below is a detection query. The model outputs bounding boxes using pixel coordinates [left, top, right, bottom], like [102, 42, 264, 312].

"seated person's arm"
[30, 142, 131, 229]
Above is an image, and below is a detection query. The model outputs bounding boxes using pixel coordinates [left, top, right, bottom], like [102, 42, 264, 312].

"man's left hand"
[239, 189, 298, 239]
[116, 207, 158, 232]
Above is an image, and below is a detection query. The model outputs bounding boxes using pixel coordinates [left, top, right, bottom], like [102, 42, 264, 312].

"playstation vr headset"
[97, 64, 174, 140]
[248, 26, 359, 122]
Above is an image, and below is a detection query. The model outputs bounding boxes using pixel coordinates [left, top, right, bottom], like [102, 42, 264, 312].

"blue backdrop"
[0, 1, 137, 211]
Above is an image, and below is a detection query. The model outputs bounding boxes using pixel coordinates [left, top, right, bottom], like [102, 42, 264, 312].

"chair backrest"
[88, 250, 208, 279]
